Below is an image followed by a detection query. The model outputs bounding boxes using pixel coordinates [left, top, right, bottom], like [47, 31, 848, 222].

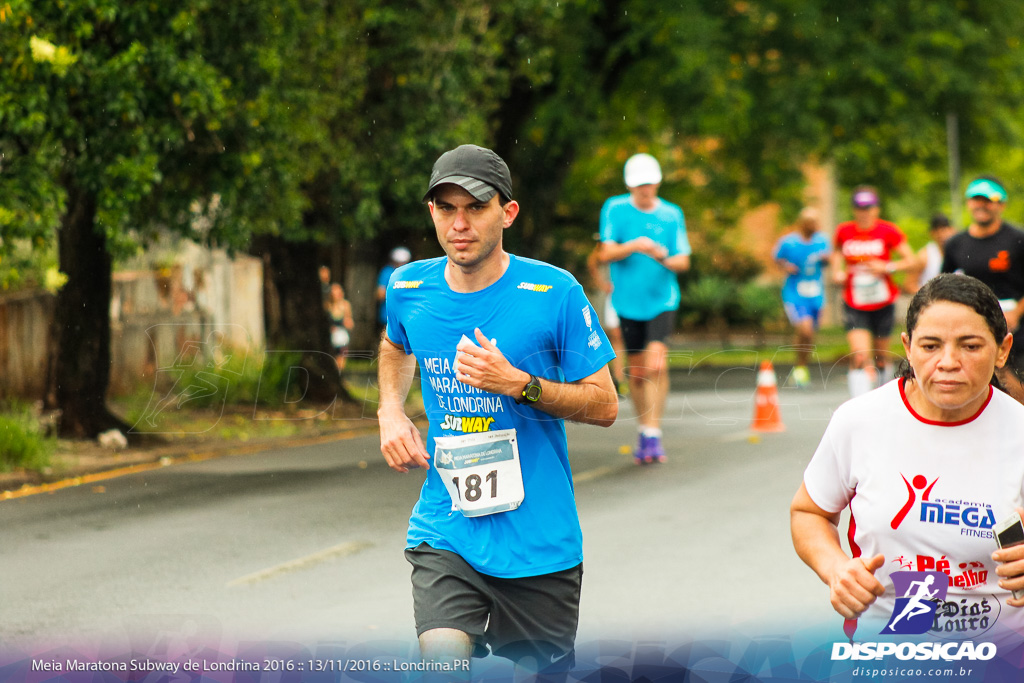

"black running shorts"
[842, 302, 895, 338]
[619, 310, 677, 353]
[405, 543, 582, 673]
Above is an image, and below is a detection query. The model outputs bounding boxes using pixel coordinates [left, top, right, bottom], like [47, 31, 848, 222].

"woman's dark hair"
[929, 213, 950, 230]
[899, 273, 1009, 385]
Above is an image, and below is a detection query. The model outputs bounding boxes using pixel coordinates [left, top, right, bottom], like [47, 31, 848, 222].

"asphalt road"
[0, 375, 853, 662]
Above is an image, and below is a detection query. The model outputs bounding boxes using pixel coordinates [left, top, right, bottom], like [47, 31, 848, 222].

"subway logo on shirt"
[439, 414, 496, 433]
[517, 282, 553, 292]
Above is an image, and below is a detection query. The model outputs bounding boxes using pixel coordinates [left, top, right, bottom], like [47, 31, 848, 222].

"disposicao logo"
[831, 641, 996, 662]
[882, 571, 947, 635]
[830, 573, 997, 664]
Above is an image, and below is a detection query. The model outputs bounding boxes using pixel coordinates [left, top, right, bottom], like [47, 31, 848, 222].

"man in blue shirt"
[599, 153, 691, 463]
[376, 246, 411, 330]
[378, 144, 617, 678]
[773, 207, 830, 388]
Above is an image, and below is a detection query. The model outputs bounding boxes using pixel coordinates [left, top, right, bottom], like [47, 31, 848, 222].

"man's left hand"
[863, 259, 889, 276]
[454, 328, 530, 398]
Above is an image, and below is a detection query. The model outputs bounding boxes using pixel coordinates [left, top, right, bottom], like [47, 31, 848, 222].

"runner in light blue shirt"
[376, 246, 411, 326]
[598, 153, 691, 463]
[600, 195, 690, 321]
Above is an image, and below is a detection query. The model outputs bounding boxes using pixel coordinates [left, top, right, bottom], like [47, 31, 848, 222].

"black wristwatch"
[515, 374, 543, 405]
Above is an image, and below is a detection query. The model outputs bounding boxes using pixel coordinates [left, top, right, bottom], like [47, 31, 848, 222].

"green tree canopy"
[4, 0, 1024, 436]
[0, 0, 319, 436]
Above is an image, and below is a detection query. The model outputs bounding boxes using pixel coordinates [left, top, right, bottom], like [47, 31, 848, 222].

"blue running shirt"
[773, 231, 830, 307]
[599, 195, 691, 321]
[386, 255, 615, 578]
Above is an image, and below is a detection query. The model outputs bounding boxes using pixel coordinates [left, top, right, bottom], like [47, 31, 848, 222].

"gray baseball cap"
[422, 144, 513, 203]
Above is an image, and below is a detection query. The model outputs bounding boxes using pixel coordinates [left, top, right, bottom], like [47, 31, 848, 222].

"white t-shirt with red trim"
[804, 378, 1024, 641]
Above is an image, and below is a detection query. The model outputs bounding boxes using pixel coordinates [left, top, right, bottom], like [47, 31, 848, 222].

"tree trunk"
[253, 234, 351, 404]
[50, 182, 131, 439]
[345, 237, 381, 353]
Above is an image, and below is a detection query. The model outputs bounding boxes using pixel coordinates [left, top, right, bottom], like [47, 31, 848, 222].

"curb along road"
[0, 422, 386, 500]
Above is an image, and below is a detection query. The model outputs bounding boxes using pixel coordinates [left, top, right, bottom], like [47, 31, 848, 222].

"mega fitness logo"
[890, 473, 996, 538]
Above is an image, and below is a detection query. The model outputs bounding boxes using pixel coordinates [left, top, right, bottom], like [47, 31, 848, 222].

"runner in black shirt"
[942, 175, 1024, 402]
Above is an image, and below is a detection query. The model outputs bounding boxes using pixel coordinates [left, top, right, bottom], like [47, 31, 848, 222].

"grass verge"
[0, 403, 55, 472]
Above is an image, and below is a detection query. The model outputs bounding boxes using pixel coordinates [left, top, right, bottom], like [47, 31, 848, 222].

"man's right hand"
[379, 408, 429, 473]
[829, 553, 886, 619]
[630, 236, 669, 260]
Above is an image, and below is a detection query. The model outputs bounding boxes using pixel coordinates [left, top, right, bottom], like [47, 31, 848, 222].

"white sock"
[848, 369, 872, 397]
[878, 364, 894, 387]
[641, 427, 662, 438]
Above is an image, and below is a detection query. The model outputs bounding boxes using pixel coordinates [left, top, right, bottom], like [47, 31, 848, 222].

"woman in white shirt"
[791, 273, 1024, 642]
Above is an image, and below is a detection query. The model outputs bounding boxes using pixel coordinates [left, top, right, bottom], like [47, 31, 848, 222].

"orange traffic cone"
[751, 360, 785, 433]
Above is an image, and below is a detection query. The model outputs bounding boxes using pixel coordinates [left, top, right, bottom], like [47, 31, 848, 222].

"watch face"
[525, 383, 542, 402]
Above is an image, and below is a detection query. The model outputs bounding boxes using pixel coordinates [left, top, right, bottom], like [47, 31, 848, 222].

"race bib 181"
[434, 429, 525, 517]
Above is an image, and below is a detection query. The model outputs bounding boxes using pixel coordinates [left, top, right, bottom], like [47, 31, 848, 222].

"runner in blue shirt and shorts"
[377, 144, 618, 679]
[773, 207, 830, 388]
[599, 153, 691, 463]
[376, 246, 411, 331]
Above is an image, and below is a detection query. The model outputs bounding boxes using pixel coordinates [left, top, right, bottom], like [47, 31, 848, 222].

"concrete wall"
[0, 250, 264, 402]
